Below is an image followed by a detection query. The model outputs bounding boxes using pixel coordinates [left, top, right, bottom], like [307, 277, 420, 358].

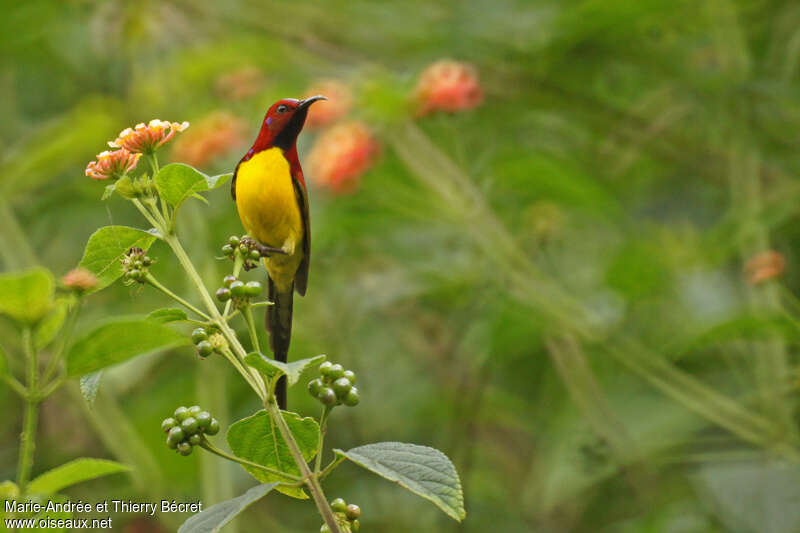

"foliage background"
[3, 0, 800, 531]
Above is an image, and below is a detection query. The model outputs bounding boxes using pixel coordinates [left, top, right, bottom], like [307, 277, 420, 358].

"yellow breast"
[235, 147, 303, 250]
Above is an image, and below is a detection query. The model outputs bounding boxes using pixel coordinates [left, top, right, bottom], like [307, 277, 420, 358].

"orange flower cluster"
[744, 251, 785, 285]
[170, 112, 247, 168]
[304, 79, 353, 129]
[62, 267, 98, 292]
[307, 122, 380, 194]
[85, 149, 141, 181]
[109, 119, 189, 155]
[414, 60, 483, 116]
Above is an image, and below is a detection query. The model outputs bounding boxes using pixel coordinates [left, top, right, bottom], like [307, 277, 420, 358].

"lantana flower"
[109, 119, 189, 154]
[307, 121, 379, 194]
[85, 149, 141, 180]
[414, 60, 483, 116]
[304, 79, 353, 129]
[744, 251, 785, 285]
[171, 112, 246, 167]
[62, 268, 98, 292]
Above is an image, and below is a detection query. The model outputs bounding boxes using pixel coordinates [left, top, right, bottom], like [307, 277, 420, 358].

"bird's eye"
[276, 104, 288, 113]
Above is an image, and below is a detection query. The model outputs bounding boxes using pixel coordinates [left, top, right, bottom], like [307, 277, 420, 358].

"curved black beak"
[298, 94, 327, 110]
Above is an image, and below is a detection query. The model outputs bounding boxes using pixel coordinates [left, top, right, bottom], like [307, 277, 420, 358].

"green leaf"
[0, 268, 54, 324]
[27, 458, 130, 495]
[79, 371, 103, 406]
[78, 226, 157, 293]
[206, 172, 233, 190]
[155, 163, 209, 209]
[245, 353, 326, 387]
[227, 410, 320, 499]
[0, 344, 7, 377]
[336, 442, 466, 522]
[34, 298, 70, 349]
[67, 319, 189, 376]
[0, 480, 18, 499]
[178, 483, 277, 533]
[147, 307, 189, 324]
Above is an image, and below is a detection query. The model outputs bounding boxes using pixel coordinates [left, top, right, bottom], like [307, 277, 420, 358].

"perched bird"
[232, 96, 326, 409]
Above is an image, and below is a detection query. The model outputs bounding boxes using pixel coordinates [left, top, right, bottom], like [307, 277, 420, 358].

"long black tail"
[266, 278, 293, 409]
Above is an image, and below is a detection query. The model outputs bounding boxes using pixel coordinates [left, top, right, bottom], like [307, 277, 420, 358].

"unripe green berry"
[352, 519, 360, 532]
[174, 406, 190, 421]
[142, 256, 152, 266]
[319, 525, 330, 533]
[161, 418, 177, 433]
[327, 363, 345, 380]
[181, 417, 199, 435]
[333, 377, 352, 399]
[319, 361, 333, 376]
[188, 405, 203, 417]
[195, 411, 212, 430]
[345, 504, 361, 520]
[127, 268, 141, 280]
[343, 387, 360, 406]
[245, 281, 262, 296]
[343, 370, 356, 384]
[177, 442, 193, 456]
[308, 378, 324, 397]
[318, 387, 337, 406]
[238, 243, 248, 254]
[188, 434, 203, 446]
[197, 340, 213, 358]
[167, 426, 185, 447]
[223, 275, 237, 288]
[249, 249, 261, 261]
[330, 498, 347, 512]
[191, 328, 208, 344]
[216, 287, 232, 302]
[206, 418, 220, 435]
[228, 236, 240, 247]
[229, 281, 246, 297]
[221, 244, 234, 256]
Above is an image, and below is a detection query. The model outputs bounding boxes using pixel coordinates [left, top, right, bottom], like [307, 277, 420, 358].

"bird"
[231, 95, 326, 409]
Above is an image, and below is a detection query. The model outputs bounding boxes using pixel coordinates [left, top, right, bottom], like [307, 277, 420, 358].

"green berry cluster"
[190, 327, 226, 358]
[121, 247, 153, 284]
[321, 498, 361, 532]
[221, 235, 263, 270]
[308, 362, 360, 407]
[215, 275, 262, 305]
[162, 405, 220, 456]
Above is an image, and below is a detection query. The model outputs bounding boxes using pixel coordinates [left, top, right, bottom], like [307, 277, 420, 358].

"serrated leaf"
[336, 442, 466, 521]
[0, 268, 54, 324]
[155, 163, 209, 209]
[78, 226, 157, 293]
[34, 298, 70, 349]
[227, 410, 320, 499]
[79, 371, 103, 406]
[27, 458, 130, 495]
[67, 319, 189, 376]
[178, 483, 277, 533]
[147, 308, 189, 324]
[245, 353, 326, 386]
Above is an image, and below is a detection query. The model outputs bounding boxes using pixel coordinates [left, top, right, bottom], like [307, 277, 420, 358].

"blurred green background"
[3, 0, 800, 531]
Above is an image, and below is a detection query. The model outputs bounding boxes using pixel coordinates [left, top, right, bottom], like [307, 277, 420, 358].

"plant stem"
[145, 274, 211, 320]
[199, 440, 302, 482]
[16, 329, 39, 493]
[223, 254, 244, 318]
[2, 375, 27, 398]
[265, 399, 342, 533]
[242, 304, 261, 353]
[131, 199, 162, 232]
[319, 455, 346, 481]
[42, 297, 83, 384]
[314, 406, 332, 474]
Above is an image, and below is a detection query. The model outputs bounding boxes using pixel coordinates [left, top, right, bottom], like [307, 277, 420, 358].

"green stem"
[2, 375, 27, 398]
[242, 304, 261, 353]
[314, 406, 332, 474]
[131, 199, 162, 232]
[265, 399, 342, 533]
[145, 273, 211, 320]
[42, 297, 83, 384]
[199, 439, 302, 482]
[319, 455, 346, 481]
[16, 329, 39, 493]
[223, 253, 245, 318]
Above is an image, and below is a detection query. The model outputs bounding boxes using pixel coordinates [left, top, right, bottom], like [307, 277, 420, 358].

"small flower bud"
[62, 268, 98, 293]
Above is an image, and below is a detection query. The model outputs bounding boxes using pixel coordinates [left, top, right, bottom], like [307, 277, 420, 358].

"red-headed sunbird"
[231, 96, 326, 409]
